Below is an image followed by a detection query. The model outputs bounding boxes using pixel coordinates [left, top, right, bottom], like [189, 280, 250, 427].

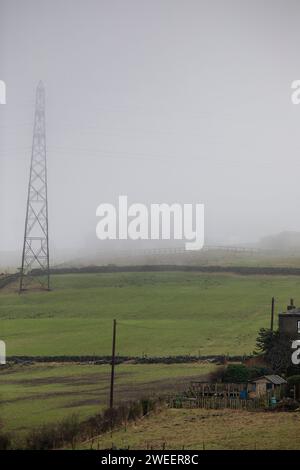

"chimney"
[287, 298, 296, 311]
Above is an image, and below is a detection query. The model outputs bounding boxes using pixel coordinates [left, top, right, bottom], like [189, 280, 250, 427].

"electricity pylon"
[19, 81, 50, 292]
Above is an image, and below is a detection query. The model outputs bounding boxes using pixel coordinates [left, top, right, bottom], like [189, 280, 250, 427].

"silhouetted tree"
[255, 328, 295, 375]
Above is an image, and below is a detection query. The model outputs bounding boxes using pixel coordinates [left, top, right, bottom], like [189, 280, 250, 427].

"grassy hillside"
[1, 271, 299, 356]
[80, 407, 300, 450]
[0, 363, 214, 434]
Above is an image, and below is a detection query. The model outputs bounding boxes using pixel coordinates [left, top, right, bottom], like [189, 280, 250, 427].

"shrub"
[255, 328, 296, 374]
[0, 432, 11, 450]
[26, 423, 58, 450]
[84, 413, 103, 438]
[26, 414, 81, 450]
[101, 407, 125, 432]
[140, 397, 156, 415]
[117, 403, 130, 425]
[58, 414, 80, 449]
[273, 398, 300, 412]
[220, 364, 270, 383]
[223, 364, 250, 383]
[287, 375, 300, 385]
[127, 401, 143, 421]
[247, 366, 271, 381]
[24, 397, 164, 449]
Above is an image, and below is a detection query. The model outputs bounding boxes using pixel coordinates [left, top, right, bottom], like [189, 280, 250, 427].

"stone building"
[278, 299, 300, 339]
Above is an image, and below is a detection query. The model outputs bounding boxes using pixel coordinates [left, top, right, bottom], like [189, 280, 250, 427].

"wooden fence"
[170, 396, 266, 410]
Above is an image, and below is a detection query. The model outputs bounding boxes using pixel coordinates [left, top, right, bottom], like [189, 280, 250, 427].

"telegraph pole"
[19, 81, 50, 292]
[270, 296, 275, 331]
[109, 319, 117, 409]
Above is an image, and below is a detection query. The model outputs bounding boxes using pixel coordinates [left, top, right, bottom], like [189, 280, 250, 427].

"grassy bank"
[1, 272, 299, 356]
[79, 407, 300, 450]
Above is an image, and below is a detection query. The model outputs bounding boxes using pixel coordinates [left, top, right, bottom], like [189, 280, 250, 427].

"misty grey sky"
[1, 0, 300, 260]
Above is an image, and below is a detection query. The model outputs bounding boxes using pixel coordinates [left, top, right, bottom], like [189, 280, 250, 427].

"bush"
[220, 364, 270, 383]
[273, 398, 300, 412]
[84, 413, 103, 438]
[24, 397, 165, 449]
[247, 366, 271, 381]
[255, 328, 295, 374]
[58, 414, 80, 449]
[101, 406, 127, 432]
[287, 375, 300, 385]
[26, 423, 58, 450]
[26, 414, 81, 450]
[140, 397, 157, 415]
[127, 401, 143, 421]
[223, 364, 250, 383]
[0, 432, 11, 450]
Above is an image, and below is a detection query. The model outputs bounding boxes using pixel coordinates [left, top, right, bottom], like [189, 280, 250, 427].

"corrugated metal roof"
[249, 375, 287, 384]
[264, 375, 287, 385]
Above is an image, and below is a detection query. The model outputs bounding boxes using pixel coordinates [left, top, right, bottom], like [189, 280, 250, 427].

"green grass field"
[1, 271, 300, 356]
[0, 362, 214, 435]
[1, 270, 300, 446]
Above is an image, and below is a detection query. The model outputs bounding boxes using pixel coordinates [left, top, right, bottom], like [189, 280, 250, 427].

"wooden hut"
[247, 375, 287, 398]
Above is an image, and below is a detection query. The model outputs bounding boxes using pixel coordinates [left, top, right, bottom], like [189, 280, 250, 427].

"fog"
[1, 0, 300, 267]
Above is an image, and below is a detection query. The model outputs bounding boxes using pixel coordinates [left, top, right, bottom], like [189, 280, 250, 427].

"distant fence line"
[5, 354, 251, 365]
[103, 245, 261, 258]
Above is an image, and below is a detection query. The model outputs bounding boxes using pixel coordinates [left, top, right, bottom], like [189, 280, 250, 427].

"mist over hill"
[258, 232, 300, 252]
[4, 231, 300, 272]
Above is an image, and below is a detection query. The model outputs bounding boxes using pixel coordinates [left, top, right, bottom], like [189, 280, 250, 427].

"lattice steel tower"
[19, 81, 50, 292]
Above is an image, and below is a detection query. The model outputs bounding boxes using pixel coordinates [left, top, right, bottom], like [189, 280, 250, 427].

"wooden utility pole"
[270, 297, 275, 331]
[109, 319, 117, 409]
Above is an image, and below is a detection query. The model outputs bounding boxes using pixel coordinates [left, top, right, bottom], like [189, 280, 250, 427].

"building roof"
[279, 307, 300, 316]
[279, 303, 300, 316]
[251, 375, 287, 385]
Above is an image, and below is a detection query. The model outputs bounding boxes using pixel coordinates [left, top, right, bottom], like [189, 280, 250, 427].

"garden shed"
[248, 375, 287, 398]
